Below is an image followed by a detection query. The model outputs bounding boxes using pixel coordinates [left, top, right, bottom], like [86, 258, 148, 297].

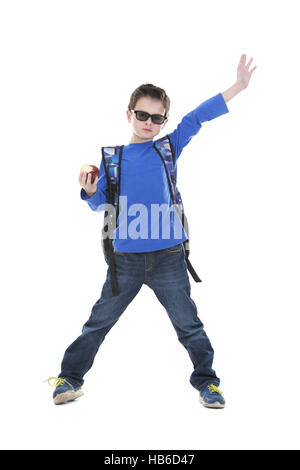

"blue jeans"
[58, 242, 220, 391]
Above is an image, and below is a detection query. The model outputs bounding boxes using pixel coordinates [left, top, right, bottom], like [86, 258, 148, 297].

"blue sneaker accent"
[199, 384, 225, 408]
[45, 377, 84, 405]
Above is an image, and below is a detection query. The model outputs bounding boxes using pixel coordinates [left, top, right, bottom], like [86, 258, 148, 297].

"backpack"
[101, 134, 202, 296]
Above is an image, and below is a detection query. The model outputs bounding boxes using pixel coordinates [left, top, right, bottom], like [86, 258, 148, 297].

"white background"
[1, 0, 299, 451]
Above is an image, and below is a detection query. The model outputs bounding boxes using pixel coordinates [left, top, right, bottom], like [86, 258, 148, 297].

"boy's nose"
[147, 117, 155, 127]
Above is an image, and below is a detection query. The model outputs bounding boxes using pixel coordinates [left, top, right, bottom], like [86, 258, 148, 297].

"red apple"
[80, 164, 99, 184]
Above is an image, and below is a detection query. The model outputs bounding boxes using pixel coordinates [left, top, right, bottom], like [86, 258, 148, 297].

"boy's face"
[126, 96, 168, 143]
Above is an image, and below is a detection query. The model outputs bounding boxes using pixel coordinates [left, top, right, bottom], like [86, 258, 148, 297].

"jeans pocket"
[165, 243, 183, 253]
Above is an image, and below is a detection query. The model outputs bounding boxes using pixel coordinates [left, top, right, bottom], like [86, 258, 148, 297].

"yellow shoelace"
[44, 377, 73, 389]
[208, 384, 223, 395]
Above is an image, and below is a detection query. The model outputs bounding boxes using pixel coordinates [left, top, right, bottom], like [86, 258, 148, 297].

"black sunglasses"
[131, 109, 167, 125]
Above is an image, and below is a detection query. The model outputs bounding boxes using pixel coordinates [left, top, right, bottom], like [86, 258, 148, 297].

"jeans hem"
[59, 373, 84, 387]
[192, 379, 220, 393]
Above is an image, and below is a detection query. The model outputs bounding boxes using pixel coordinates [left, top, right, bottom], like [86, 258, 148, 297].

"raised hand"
[237, 54, 257, 90]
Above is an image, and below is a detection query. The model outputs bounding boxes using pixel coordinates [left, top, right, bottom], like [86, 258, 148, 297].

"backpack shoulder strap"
[153, 134, 176, 181]
[153, 135, 183, 212]
[101, 145, 123, 212]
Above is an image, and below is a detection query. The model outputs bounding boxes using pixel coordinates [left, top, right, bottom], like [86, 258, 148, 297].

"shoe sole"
[53, 390, 84, 405]
[199, 396, 225, 409]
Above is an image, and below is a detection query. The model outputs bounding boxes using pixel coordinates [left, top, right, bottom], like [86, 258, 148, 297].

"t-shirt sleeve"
[167, 92, 229, 161]
[80, 158, 110, 212]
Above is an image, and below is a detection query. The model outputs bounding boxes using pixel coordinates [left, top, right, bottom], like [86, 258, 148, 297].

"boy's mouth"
[143, 129, 152, 132]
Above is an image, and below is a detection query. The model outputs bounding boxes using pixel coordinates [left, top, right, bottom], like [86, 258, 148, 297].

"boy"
[47, 54, 256, 407]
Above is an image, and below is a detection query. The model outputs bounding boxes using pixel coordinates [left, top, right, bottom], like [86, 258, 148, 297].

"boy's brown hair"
[128, 83, 171, 119]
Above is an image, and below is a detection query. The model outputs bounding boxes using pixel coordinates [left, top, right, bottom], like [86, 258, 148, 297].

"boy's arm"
[80, 159, 109, 212]
[167, 92, 230, 161]
[168, 54, 257, 160]
[221, 81, 244, 103]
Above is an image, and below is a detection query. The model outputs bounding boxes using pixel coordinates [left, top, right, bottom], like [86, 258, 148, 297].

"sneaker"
[199, 384, 225, 408]
[45, 377, 84, 405]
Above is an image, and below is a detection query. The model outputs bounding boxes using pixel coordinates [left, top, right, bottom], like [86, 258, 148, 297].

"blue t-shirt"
[81, 92, 229, 252]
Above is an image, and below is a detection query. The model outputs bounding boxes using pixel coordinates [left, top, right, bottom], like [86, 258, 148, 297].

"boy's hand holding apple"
[79, 164, 99, 197]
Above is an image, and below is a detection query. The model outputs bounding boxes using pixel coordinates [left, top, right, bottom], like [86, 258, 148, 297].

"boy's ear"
[126, 109, 132, 122]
